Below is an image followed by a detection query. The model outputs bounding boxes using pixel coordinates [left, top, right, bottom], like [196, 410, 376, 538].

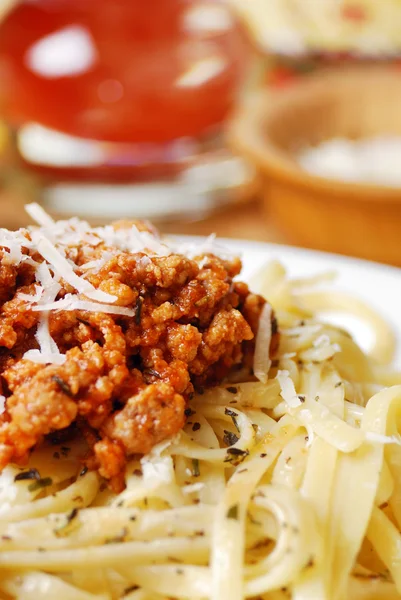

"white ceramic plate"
[180, 237, 401, 367]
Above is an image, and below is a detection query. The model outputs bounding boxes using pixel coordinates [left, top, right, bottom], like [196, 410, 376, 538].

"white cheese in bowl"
[298, 136, 401, 187]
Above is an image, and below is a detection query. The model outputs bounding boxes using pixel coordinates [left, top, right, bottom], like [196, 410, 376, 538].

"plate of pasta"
[0, 206, 401, 600]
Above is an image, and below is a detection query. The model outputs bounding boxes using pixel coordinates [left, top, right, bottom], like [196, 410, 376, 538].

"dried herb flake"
[192, 458, 200, 477]
[135, 296, 143, 325]
[14, 468, 40, 482]
[28, 477, 53, 492]
[226, 504, 239, 520]
[223, 430, 239, 446]
[224, 408, 240, 432]
[51, 375, 73, 397]
[123, 586, 139, 597]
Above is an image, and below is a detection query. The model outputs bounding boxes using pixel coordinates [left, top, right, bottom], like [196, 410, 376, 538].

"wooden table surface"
[163, 199, 286, 243]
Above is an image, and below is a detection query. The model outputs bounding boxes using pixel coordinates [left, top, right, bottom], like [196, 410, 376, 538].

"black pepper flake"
[192, 458, 200, 478]
[184, 408, 196, 418]
[135, 296, 143, 325]
[260, 453, 267, 458]
[66, 508, 79, 524]
[226, 386, 238, 394]
[298, 395, 306, 403]
[224, 447, 249, 466]
[129, 515, 137, 521]
[133, 468, 143, 477]
[167, 556, 183, 563]
[223, 430, 239, 446]
[226, 504, 239, 520]
[54, 507, 80, 536]
[28, 477, 53, 492]
[194, 530, 205, 537]
[123, 585, 139, 597]
[53, 452, 60, 460]
[176, 568, 184, 575]
[145, 368, 161, 379]
[250, 538, 272, 551]
[60, 446, 71, 457]
[51, 375, 73, 397]
[315, 395, 320, 401]
[37, 547, 46, 552]
[305, 436, 309, 442]
[1, 535, 12, 541]
[224, 408, 240, 432]
[226, 447, 248, 456]
[14, 468, 40, 482]
[192, 422, 201, 432]
[79, 466, 88, 477]
[335, 381, 343, 388]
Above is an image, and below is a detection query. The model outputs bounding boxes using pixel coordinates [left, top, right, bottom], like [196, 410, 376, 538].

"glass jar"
[0, 0, 252, 221]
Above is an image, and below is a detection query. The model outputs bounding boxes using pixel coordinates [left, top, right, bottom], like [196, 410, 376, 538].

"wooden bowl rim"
[229, 65, 401, 203]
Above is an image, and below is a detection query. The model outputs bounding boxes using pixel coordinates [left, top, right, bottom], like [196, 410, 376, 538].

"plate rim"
[171, 235, 401, 278]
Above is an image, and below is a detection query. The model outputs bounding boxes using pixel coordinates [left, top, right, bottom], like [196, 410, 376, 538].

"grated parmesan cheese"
[23, 262, 65, 365]
[18, 285, 44, 303]
[365, 432, 401, 446]
[23, 349, 66, 365]
[276, 370, 302, 408]
[33, 234, 117, 303]
[253, 302, 272, 384]
[25, 202, 55, 228]
[31, 294, 136, 317]
[0, 396, 5, 415]
[4, 203, 239, 366]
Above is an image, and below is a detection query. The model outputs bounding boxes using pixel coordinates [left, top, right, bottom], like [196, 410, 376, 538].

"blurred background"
[1, 0, 401, 264]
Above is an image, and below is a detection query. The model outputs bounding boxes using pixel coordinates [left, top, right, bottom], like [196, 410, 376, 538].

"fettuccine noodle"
[0, 261, 400, 600]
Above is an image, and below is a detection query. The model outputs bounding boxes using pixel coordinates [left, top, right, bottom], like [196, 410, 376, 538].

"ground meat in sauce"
[0, 221, 279, 491]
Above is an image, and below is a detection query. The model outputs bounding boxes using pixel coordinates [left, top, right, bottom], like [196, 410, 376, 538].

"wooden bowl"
[229, 66, 401, 265]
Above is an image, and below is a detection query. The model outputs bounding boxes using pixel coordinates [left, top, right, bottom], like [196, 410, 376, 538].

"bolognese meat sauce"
[0, 205, 278, 490]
